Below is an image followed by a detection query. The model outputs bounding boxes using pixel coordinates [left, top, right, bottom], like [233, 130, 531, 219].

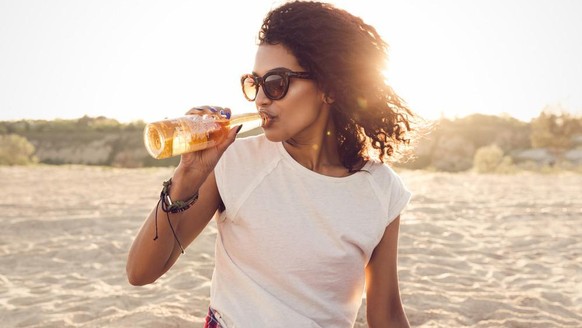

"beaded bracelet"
[153, 178, 199, 254]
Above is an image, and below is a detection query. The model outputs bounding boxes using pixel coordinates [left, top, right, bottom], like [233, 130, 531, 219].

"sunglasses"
[241, 70, 312, 101]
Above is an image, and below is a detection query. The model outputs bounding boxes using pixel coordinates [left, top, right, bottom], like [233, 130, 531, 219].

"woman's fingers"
[185, 106, 231, 118]
[222, 124, 243, 148]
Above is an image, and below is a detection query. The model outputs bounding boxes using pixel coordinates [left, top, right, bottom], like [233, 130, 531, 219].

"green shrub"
[473, 144, 503, 173]
[0, 134, 38, 165]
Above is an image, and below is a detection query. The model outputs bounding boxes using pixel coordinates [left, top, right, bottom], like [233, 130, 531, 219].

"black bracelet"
[160, 178, 199, 213]
[153, 178, 199, 254]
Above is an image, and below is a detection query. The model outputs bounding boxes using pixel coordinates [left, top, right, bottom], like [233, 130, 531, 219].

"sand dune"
[0, 165, 580, 327]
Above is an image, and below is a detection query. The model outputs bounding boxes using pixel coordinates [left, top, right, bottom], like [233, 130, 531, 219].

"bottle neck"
[230, 113, 263, 134]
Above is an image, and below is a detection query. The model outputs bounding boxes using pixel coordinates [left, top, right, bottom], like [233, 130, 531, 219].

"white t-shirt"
[212, 134, 411, 328]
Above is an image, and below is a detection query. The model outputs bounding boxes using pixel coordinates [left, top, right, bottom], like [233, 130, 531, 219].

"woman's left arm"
[365, 215, 410, 328]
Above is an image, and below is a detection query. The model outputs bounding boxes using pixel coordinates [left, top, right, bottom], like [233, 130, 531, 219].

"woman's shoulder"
[365, 160, 412, 221]
[364, 160, 408, 189]
[215, 134, 280, 206]
[365, 159, 399, 177]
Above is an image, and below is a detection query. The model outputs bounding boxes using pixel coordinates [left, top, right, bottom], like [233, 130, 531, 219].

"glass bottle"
[144, 112, 263, 159]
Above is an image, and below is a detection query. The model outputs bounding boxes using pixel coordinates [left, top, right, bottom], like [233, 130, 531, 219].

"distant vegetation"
[0, 115, 179, 168]
[396, 107, 581, 173]
[0, 134, 38, 165]
[1, 108, 581, 173]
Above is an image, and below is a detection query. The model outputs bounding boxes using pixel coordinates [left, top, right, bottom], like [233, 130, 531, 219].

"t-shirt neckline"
[275, 141, 372, 182]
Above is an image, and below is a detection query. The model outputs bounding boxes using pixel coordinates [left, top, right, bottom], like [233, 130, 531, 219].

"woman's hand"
[171, 106, 241, 199]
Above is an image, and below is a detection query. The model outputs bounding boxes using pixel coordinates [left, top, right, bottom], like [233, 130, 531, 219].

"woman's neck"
[283, 118, 352, 177]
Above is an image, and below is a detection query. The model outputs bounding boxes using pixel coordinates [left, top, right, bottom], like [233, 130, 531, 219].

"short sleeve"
[367, 163, 412, 227]
[385, 170, 411, 225]
[214, 135, 279, 221]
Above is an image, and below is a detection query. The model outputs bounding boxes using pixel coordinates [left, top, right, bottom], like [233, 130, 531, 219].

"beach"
[0, 165, 580, 327]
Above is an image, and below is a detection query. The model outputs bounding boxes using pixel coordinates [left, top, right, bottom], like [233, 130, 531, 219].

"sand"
[0, 165, 580, 327]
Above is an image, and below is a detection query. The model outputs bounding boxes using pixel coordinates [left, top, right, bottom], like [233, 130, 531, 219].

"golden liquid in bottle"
[144, 115, 229, 159]
[144, 113, 262, 159]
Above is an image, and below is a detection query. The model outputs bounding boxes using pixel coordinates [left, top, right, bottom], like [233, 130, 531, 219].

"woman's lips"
[259, 111, 274, 128]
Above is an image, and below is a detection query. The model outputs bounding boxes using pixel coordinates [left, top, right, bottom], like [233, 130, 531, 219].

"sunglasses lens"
[264, 74, 286, 100]
[242, 75, 258, 101]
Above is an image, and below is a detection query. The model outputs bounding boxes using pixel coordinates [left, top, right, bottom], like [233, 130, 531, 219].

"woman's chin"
[263, 129, 285, 143]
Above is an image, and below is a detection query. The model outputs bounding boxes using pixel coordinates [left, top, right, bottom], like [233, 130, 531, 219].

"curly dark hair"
[258, 0, 415, 171]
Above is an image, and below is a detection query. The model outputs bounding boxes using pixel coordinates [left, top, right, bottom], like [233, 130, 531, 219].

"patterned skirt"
[203, 307, 224, 328]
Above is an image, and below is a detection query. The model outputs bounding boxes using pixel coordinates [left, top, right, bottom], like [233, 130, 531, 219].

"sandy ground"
[0, 165, 580, 327]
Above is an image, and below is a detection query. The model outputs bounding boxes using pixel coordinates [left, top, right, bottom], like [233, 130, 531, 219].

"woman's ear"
[322, 94, 335, 104]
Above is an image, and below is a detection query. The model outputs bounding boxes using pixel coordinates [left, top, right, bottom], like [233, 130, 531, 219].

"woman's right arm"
[126, 107, 239, 286]
[126, 168, 220, 286]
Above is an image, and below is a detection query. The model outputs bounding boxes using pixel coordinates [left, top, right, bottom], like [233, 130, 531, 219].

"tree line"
[1, 109, 581, 172]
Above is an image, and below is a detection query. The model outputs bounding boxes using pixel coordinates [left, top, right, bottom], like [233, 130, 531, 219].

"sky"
[1, 0, 581, 123]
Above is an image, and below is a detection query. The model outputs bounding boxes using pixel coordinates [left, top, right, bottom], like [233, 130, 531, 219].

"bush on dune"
[0, 134, 38, 165]
[474, 144, 503, 173]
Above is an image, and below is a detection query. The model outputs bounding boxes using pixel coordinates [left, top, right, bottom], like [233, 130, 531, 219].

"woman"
[127, 1, 415, 327]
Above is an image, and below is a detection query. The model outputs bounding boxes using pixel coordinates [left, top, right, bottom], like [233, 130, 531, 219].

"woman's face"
[252, 44, 327, 142]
